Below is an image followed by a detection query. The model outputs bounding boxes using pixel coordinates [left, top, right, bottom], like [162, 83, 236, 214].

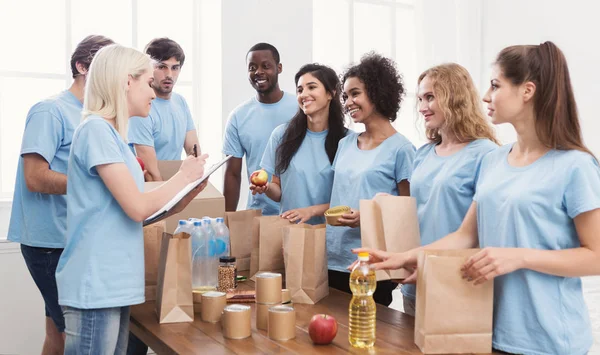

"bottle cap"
[178, 220, 187, 225]
[219, 256, 236, 263]
[358, 252, 369, 261]
[193, 221, 202, 227]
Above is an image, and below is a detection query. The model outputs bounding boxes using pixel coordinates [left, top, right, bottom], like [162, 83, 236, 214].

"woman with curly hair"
[400, 63, 499, 316]
[251, 63, 349, 224]
[326, 53, 415, 305]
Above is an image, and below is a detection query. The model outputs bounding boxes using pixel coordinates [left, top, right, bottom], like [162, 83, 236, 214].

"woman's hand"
[338, 209, 360, 228]
[179, 154, 208, 183]
[281, 207, 313, 223]
[346, 247, 413, 272]
[250, 182, 269, 195]
[461, 247, 526, 285]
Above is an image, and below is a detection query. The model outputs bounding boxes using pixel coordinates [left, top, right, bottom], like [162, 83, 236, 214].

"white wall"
[221, 0, 313, 209]
[480, 0, 600, 149]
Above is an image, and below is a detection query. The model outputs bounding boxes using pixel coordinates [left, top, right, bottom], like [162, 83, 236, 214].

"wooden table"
[130, 280, 498, 354]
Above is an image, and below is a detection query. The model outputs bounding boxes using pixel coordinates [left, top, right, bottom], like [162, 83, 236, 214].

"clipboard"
[143, 155, 233, 226]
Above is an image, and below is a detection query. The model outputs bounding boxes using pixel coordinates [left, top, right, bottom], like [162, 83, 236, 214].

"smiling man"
[128, 38, 199, 181]
[223, 42, 297, 214]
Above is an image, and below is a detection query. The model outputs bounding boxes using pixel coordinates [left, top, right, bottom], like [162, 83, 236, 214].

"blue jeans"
[63, 306, 130, 355]
[20, 244, 65, 332]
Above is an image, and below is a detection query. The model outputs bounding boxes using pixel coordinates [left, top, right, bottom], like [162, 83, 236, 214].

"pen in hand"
[193, 144, 198, 158]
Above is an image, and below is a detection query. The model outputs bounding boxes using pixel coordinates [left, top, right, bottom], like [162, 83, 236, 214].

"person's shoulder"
[554, 149, 598, 167]
[390, 132, 415, 150]
[28, 91, 71, 117]
[415, 142, 435, 157]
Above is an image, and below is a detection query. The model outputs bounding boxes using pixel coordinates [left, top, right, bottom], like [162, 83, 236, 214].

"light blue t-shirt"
[474, 144, 599, 355]
[260, 124, 350, 225]
[327, 132, 416, 272]
[222, 92, 297, 215]
[7, 91, 82, 248]
[401, 139, 497, 299]
[56, 116, 145, 309]
[128, 92, 195, 160]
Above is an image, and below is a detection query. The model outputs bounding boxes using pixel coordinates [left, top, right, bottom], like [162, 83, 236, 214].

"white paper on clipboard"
[144, 155, 232, 225]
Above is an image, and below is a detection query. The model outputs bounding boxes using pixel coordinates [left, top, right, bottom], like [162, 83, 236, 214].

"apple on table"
[308, 314, 338, 345]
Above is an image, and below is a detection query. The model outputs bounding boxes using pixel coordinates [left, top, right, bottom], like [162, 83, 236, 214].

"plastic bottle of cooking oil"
[349, 252, 376, 348]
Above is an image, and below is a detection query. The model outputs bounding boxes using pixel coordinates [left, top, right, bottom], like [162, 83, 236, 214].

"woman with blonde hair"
[399, 63, 499, 315]
[355, 42, 600, 354]
[55, 44, 208, 354]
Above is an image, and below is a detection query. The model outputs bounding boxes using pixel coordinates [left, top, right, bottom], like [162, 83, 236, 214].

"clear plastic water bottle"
[190, 220, 214, 292]
[174, 220, 188, 235]
[200, 219, 218, 289]
[214, 217, 230, 257]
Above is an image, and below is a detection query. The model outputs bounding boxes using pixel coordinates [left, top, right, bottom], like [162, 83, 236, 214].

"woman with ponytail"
[251, 63, 349, 225]
[353, 42, 600, 354]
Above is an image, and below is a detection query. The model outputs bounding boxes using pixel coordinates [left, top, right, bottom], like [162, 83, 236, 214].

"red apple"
[250, 169, 268, 186]
[136, 157, 145, 171]
[308, 314, 337, 345]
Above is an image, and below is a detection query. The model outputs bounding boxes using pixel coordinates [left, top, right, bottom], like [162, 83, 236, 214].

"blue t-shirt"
[402, 139, 497, 299]
[56, 116, 145, 309]
[7, 90, 82, 248]
[327, 132, 415, 272]
[474, 144, 599, 355]
[222, 92, 297, 215]
[128, 92, 195, 160]
[260, 124, 351, 225]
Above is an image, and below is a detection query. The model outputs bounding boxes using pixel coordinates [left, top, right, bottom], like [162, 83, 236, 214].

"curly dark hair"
[341, 52, 405, 122]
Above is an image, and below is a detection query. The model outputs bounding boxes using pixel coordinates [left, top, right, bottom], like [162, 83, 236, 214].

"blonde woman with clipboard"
[55, 44, 208, 354]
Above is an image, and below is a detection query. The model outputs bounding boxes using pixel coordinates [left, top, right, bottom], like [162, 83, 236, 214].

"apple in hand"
[136, 157, 145, 171]
[250, 169, 268, 186]
[308, 314, 338, 345]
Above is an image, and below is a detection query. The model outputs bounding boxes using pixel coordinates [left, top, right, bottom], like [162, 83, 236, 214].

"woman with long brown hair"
[400, 63, 498, 316]
[354, 42, 600, 354]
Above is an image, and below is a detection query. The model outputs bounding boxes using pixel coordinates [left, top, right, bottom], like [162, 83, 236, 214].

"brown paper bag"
[360, 195, 420, 281]
[156, 232, 194, 324]
[282, 224, 329, 304]
[414, 249, 493, 354]
[224, 209, 262, 271]
[143, 221, 166, 301]
[249, 216, 291, 278]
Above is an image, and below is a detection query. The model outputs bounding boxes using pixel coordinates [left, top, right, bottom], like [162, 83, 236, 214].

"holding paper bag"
[225, 209, 262, 271]
[359, 195, 420, 281]
[156, 232, 194, 324]
[282, 224, 329, 304]
[250, 216, 291, 278]
[414, 249, 493, 354]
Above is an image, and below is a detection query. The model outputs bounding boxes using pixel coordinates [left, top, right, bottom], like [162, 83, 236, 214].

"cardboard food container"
[324, 205, 351, 226]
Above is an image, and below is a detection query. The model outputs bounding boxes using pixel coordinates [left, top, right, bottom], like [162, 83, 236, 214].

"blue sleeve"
[20, 111, 64, 164]
[75, 120, 125, 175]
[181, 97, 195, 132]
[222, 111, 244, 158]
[395, 143, 416, 183]
[563, 154, 600, 218]
[127, 116, 154, 147]
[260, 126, 284, 176]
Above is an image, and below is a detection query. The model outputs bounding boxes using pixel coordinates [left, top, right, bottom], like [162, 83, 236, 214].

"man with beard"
[128, 37, 199, 181]
[223, 42, 297, 215]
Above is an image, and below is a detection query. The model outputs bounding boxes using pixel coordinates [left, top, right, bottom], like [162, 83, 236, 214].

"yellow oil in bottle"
[348, 252, 377, 348]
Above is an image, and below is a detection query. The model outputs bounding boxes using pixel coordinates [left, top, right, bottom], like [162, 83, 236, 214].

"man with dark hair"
[223, 42, 297, 214]
[7, 34, 113, 355]
[128, 37, 199, 181]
